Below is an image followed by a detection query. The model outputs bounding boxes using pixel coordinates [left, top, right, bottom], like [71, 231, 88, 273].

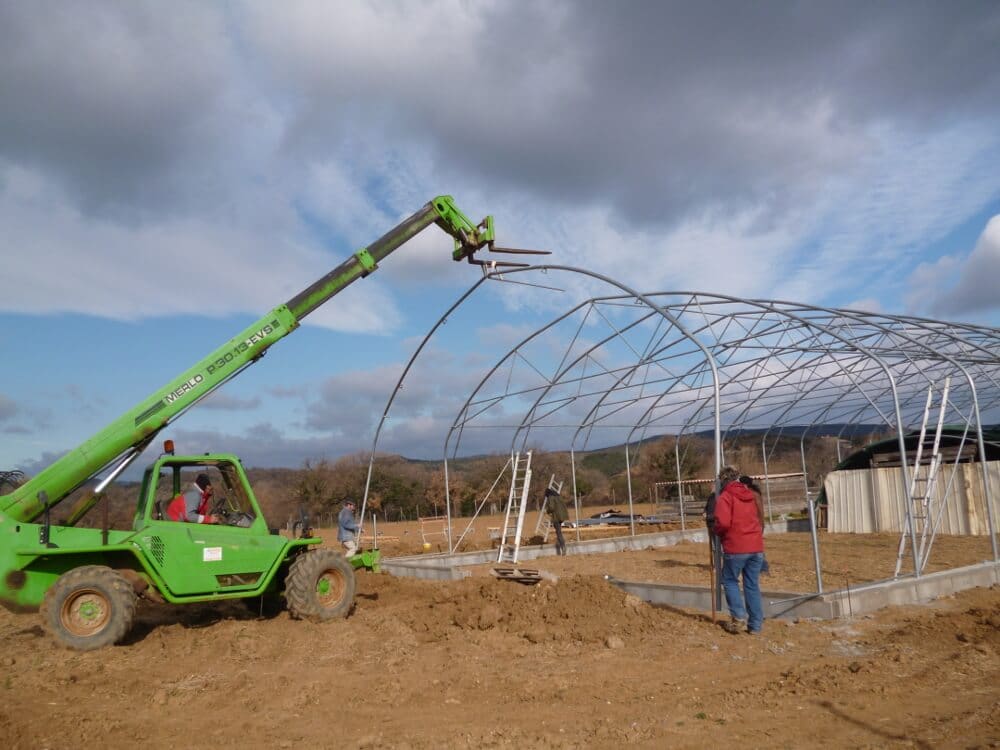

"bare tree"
[0, 470, 25, 492]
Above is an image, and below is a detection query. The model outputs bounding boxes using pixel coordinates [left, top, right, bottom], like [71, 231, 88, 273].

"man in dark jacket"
[714, 466, 765, 634]
[545, 487, 569, 556]
[166, 473, 218, 524]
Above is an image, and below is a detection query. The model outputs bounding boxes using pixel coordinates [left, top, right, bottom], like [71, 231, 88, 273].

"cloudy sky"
[2, 0, 999, 474]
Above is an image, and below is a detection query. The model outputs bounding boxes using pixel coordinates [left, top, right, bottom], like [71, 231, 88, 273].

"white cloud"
[0, 164, 403, 333]
[904, 255, 961, 315]
[3, 4, 999, 329]
[925, 215, 1000, 317]
[770, 124, 1000, 307]
[841, 297, 883, 314]
[0, 394, 18, 423]
[4, 2, 1000, 471]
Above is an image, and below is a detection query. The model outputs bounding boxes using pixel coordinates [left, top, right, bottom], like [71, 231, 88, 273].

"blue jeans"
[722, 552, 764, 633]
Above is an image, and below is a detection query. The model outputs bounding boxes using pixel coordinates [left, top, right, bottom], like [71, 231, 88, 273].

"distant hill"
[693, 424, 886, 439]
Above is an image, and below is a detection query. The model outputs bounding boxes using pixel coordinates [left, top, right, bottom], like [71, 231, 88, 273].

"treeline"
[248, 431, 861, 525]
[12, 431, 870, 530]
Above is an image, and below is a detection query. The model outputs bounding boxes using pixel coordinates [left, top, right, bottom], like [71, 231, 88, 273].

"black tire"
[285, 549, 356, 622]
[40, 566, 138, 651]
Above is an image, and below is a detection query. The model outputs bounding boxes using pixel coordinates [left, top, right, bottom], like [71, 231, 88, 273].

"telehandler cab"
[0, 196, 539, 650]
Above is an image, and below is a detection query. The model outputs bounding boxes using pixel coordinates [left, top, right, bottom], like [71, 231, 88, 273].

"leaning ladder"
[497, 451, 533, 564]
[894, 378, 950, 578]
[916, 377, 954, 573]
[533, 474, 564, 542]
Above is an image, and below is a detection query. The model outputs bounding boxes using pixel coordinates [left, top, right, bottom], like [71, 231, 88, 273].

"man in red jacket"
[166, 473, 219, 524]
[713, 466, 765, 634]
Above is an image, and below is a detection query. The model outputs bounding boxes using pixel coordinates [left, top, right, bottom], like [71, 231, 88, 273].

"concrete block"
[381, 561, 471, 581]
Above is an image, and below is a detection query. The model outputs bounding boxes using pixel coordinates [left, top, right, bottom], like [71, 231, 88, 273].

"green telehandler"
[0, 196, 532, 650]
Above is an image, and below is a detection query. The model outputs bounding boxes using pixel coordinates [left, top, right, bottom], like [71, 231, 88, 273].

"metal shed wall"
[824, 461, 1000, 534]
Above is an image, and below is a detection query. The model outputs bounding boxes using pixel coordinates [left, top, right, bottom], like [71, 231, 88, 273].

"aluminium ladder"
[894, 378, 950, 577]
[497, 451, 533, 564]
[916, 377, 956, 573]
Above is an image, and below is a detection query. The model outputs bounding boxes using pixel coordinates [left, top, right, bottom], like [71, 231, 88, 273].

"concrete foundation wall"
[379, 561, 471, 581]
[608, 578, 836, 620]
[609, 561, 1000, 621]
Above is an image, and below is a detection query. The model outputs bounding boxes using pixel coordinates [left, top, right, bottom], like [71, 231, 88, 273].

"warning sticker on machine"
[203, 547, 223, 562]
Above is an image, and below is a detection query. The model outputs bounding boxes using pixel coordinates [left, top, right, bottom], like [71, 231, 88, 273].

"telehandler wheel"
[40, 566, 138, 651]
[285, 549, 356, 622]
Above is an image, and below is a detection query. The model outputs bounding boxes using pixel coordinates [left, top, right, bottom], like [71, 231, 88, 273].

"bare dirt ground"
[2, 531, 999, 749]
[358, 502, 679, 557]
[463, 532, 997, 590]
[356, 500, 813, 558]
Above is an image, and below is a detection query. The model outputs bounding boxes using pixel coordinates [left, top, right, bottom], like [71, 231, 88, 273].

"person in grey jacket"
[545, 487, 569, 556]
[338, 499, 359, 557]
[166, 473, 218, 524]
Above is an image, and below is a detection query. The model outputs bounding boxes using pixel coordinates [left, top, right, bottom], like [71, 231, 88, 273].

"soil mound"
[2, 554, 998, 749]
[372, 574, 683, 645]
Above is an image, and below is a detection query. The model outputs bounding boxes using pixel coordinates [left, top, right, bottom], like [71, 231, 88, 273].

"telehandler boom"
[0, 196, 525, 650]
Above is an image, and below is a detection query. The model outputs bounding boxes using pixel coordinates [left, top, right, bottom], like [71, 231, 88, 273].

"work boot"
[722, 618, 746, 635]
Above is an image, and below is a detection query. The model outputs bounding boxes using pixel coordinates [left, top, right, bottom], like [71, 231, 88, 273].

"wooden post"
[708, 535, 716, 622]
